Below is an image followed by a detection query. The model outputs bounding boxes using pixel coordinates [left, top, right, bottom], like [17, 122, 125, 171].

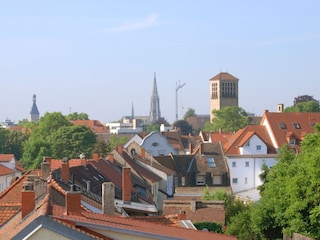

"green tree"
[284, 100, 320, 112]
[0, 128, 27, 159]
[173, 120, 193, 135]
[66, 112, 89, 120]
[194, 222, 224, 233]
[94, 138, 111, 158]
[108, 135, 129, 150]
[183, 108, 196, 121]
[50, 125, 96, 159]
[205, 106, 250, 132]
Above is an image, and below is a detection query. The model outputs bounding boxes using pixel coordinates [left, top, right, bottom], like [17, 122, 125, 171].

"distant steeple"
[149, 72, 161, 122]
[29, 94, 40, 122]
[131, 101, 134, 119]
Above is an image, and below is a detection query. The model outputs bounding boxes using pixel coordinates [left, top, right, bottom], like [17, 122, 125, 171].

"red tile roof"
[261, 111, 320, 150]
[209, 72, 238, 81]
[224, 125, 277, 155]
[54, 211, 237, 240]
[0, 164, 15, 176]
[0, 154, 14, 162]
[71, 120, 110, 134]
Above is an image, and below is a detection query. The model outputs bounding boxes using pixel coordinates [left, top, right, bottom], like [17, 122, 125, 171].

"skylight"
[207, 157, 216, 168]
[293, 122, 301, 129]
[278, 122, 287, 129]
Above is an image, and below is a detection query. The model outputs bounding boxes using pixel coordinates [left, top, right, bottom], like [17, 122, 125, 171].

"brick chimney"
[108, 153, 114, 163]
[65, 190, 82, 215]
[178, 210, 187, 220]
[122, 167, 131, 203]
[117, 145, 123, 155]
[21, 181, 35, 218]
[141, 147, 145, 158]
[61, 157, 69, 182]
[92, 153, 99, 161]
[102, 182, 115, 215]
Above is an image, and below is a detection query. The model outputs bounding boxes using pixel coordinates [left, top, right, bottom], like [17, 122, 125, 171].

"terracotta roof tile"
[0, 154, 14, 162]
[209, 72, 238, 81]
[0, 164, 15, 176]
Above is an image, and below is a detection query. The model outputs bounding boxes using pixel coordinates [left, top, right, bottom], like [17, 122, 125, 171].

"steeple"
[29, 94, 40, 122]
[149, 72, 161, 122]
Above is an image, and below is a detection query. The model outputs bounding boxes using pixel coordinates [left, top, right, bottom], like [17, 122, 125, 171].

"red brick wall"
[66, 191, 81, 214]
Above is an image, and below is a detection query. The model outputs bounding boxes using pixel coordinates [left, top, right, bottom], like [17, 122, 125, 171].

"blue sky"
[1, 1, 320, 124]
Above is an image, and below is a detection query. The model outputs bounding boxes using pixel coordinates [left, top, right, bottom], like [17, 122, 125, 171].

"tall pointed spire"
[149, 72, 161, 122]
[29, 94, 40, 122]
[131, 101, 134, 120]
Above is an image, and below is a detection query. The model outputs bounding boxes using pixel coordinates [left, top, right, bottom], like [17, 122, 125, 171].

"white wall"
[141, 132, 176, 156]
[228, 156, 277, 193]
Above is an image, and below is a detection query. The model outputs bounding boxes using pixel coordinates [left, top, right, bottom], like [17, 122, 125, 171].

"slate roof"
[209, 72, 238, 81]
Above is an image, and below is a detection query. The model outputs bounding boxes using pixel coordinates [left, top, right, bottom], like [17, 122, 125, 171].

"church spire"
[29, 94, 40, 122]
[149, 72, 161, 122]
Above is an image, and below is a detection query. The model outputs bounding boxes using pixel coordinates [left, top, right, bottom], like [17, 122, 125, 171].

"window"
[232, 161, 236, 167]
[196, 175, 206, 186]
[279, 122, 287, 129]
[207, 157, 216, 168]
[245, 177, 248, 184]
[293, 122, 301, 129]
[289, 139, 295, 145]
[245, 161, 249, 167]
[152, 142, 158, 147]
[232, 178, 238, 184]
[245, 140, 250, 147]
[256, 145, 261, 151]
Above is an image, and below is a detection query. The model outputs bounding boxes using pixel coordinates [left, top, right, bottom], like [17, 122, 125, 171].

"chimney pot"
[108, 153, 114, 163]
[21, 185, 35, 218]
[102, 182, 115, 215]
[117, 145, 123, 155]
[61, 159, 69, 182]
[122, 167, 131, 202]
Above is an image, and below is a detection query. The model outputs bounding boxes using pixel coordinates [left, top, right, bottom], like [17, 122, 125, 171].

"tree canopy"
[0, 128, 27, 159]
[284, 100, 320, 112]
[21, 112, 97, 169]
[66, 112, 89, 120]
[183, 107, 196, 121]
[173, 120, 193, 135]
[205, 106, 250, 132]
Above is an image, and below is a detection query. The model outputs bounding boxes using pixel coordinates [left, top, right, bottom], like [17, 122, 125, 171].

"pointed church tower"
[29, 94, 40, 122]
[149, 72, 161, 122]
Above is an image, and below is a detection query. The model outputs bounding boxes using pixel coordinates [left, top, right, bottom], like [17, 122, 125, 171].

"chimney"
[86, 181, 90, 192]
[43, 156, 52, 164]
[122, 167, 131, 203]
[92, 153, 99, 161]
[21, 181, 35, 218]
[117, 145, 123, 155]
[102, 182, 115, 215]
[41, 161, 50, 180]
[278, 103, 284, 113]
[189, 143, 193, 154]
[61, 157, 69, 182]
[178, 210, 187, 220]
[108, 153, 114, 163]
[65, 190, 82, 215]
[141, 147, 145, 158]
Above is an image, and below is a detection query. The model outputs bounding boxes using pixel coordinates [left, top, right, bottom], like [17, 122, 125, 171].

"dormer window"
[207, 157, 216, 168]
[279, 122, 287, 129]
[289, 139, 295, 145]
[293, 122, 301, 129]
[245, 140, 250, 147]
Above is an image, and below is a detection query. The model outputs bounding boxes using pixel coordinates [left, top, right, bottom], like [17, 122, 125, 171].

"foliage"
[194, 222, 224, 233]
[257, 162, 270, 193]
[94, 138, 111, 157]
[172, 120, 193, 135]
[66, 112, 89, 120]
[225, 204, 256, 240]
[0, 128, 27, 159]
[205, 106, 250, 132]
[21, 112, 97, 169]
[183, 107, 196, 121]
[284, 100, 320, 112]
[108, 135, 129, 150]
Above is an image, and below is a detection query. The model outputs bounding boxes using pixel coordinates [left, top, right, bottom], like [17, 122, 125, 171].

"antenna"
[175, 81, 186, 121]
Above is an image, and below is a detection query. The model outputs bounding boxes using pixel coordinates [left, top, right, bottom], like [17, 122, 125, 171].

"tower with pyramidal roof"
[29, 94, 40, 122]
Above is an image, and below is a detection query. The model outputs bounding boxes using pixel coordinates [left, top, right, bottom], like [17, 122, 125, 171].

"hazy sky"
[1, 1, 320, 124]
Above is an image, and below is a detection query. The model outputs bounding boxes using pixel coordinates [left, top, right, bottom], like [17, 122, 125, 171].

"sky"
[1, 1, 320, 124]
